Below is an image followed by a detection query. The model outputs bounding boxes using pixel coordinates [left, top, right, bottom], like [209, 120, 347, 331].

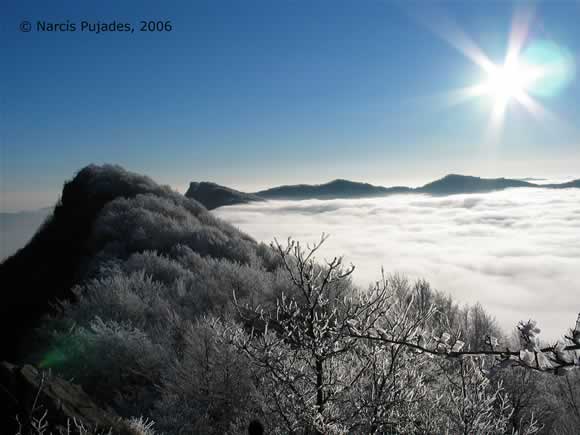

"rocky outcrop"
[0, 361, 130, 434]
[185, 181, 264, 210]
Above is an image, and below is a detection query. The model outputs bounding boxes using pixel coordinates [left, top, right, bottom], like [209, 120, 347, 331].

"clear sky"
[2, 0, 580, 211]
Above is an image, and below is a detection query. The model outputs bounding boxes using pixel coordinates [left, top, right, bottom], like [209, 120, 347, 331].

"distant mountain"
[254, 179, 411, 200]
[188, 174, 580, 209]
[0, 208, 52, 260]
[185, 181, 264, 210]
[517, 177, 547, 182]
[544, 179, 580, 189]
[417, 174, 536, 195]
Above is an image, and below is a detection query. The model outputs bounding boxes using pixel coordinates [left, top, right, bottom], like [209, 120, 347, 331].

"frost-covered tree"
[229, 236, 511, 434]
[230, 235, 363, 433]
[437, 357, 538, 435]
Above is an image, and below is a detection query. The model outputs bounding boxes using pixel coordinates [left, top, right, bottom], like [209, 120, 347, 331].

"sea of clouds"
[216, 188, 580, 340]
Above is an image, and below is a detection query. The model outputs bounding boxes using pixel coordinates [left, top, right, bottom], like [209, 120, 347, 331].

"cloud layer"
[216, 188, 580, 340]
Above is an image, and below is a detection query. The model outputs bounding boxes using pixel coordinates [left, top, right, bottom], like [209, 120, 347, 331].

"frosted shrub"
[123, 251, 195, 285]
[66, 271, 172, 331]
[154, 317, 262, 435]
[125, 416, 156, 435]
[92, 194, 258, 264]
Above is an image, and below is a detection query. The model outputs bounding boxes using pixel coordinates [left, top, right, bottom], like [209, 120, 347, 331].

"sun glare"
[425, 6, 575, 141]
[481, 61, 542, 104]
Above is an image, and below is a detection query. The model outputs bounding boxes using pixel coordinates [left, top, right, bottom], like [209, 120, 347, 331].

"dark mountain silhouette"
[419, 174, 580, 194]
[186, 174, 580, 209]
[254, 179, 411, 199]
[544, 179, 580, 189]
[185, 181, 264, 210]
[417, 174, 536, 195]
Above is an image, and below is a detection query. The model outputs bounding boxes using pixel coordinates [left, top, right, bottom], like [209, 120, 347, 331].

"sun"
[478, 60, 543, 106]
[421, 6, 574, 141]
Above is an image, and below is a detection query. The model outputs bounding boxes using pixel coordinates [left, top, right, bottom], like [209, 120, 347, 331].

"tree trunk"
[316, 356, 324, 435]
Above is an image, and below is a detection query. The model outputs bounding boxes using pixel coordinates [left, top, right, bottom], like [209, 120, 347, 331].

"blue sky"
[2, 0, 580, 211]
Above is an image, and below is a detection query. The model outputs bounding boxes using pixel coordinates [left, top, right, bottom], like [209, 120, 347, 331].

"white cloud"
[216, 188, 580, 340]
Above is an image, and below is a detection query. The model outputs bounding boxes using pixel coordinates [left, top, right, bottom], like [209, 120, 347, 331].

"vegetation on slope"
[0, 165, 264, 361]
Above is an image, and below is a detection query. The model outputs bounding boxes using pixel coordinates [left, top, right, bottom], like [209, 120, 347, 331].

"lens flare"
[39, 348, 69, 368]
[522, 40, 576, 98]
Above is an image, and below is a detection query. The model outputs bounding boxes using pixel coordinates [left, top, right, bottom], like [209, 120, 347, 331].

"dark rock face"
[0, 361, 128, 434]
[185, 181, 264, 210]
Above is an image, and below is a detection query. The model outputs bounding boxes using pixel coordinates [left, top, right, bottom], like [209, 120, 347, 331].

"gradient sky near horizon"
[2, 0, 580, 211]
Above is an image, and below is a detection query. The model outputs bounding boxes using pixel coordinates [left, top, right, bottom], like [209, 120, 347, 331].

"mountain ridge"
[185, 174, 580, 209]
